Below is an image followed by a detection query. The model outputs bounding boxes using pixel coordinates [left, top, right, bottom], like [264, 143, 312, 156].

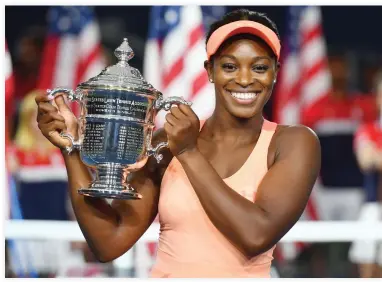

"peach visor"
[206, 20, 281, 61]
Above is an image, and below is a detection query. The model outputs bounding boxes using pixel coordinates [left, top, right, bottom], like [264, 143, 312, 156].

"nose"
[235, 68, 253, 87]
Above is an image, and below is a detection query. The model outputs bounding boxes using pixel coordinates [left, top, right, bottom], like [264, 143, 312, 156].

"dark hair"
[205, 9, 280, 60]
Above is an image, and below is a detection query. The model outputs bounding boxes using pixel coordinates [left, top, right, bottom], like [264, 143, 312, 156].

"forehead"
[217, 36, 274, 59]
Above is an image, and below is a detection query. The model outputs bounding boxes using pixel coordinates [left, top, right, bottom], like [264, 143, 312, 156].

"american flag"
[273, 6, 331, 125]
[5, 41, 14, 220]
[143, 6, 225, 127]
[5, 41, 14, 145]
[38, 6, 105, 115]
[273, 6, 331, 260]
[5, 42, 14, 110]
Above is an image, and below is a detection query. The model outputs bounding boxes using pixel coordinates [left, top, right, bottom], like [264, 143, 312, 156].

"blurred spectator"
[10, 26, 45, 140]
[8, 90, 70, 276]
[302, 54, 377, 221]
[11, 90, 68, 221]
[13, 26, 45, 103]
[349, 70, 382, 278]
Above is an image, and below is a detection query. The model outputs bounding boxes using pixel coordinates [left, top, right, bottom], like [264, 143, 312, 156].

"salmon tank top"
[151, 119, 278, 278]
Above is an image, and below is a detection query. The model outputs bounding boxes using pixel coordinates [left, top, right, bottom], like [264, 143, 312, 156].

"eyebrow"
[219, 55, 272, 62]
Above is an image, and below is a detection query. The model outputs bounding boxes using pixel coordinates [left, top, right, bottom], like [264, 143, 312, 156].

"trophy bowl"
[47, 38, 191, 200]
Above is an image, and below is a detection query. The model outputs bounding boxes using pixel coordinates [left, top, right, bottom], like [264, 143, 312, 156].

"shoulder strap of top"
[255, 119, 277, 153]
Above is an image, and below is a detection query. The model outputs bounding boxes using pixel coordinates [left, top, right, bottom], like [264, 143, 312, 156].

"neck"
[201, 105, 264, 143]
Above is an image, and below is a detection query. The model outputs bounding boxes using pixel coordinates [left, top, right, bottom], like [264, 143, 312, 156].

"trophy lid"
[78, 38, 159, 95]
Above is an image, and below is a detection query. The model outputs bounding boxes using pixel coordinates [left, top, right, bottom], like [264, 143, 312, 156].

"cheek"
[214, 68, 234, 82]
[256, 71, 275, 86]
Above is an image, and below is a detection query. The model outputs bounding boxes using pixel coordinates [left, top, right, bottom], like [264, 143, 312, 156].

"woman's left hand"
[164, 104, 200, 156]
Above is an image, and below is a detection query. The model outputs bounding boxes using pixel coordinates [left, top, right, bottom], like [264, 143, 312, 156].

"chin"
[225, 95, 265, 119]
[229, 106, 262, 119]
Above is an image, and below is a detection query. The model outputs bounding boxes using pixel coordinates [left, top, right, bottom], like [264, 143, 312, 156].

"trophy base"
[78, 186, 142, 200]
[77, 163, 143, 200]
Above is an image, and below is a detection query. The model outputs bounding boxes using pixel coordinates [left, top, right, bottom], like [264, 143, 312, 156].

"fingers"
[54, 95, 73, 114]
[44, 119, 67, 133]
[178, 104, 197, 119]
[170, 106, 187, 120]
[165, 104, 196, 125]
[37, 101, 59, 117]
[163, 122, 172, 135]
[165, 106, 185, 125]
[36, 92, 59, 116]
[38, 111, 66, 124]
[38, 118, 69, 148]
[35, 93, 51, 104]
[165, 112, 178, 125]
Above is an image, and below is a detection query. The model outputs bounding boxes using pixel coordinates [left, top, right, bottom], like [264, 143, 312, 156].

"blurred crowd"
[4, 5, 382, 278]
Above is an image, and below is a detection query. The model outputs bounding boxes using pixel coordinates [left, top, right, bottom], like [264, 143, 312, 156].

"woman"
[349, 71, 382, 278]
[35, 9, 321, 278]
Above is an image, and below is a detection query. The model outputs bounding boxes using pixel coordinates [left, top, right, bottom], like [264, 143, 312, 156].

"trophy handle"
[154, 96, 192, 111]
[147, 141, 169, 163]
[149, 96, 193, 163]
[46, 87, 83, 154]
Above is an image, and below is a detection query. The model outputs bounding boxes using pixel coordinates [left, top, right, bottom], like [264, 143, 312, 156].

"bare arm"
[63, 151, 162, 262]
[177, 125, 321, 257]
[36, 93, 171, 262]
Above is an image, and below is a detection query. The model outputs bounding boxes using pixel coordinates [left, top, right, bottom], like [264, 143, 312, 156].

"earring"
[273, 79, 277, 84]
[209, 79, 213, 83]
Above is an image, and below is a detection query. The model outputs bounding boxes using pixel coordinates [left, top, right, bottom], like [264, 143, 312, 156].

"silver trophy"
[47, 38, 191, 200]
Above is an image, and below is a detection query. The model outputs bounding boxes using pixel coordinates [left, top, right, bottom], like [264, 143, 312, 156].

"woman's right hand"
[35, 93, 79, 150]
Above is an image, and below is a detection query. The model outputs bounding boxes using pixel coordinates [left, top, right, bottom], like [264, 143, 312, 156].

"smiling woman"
[35, 8, 321, 278]
[206, 34, 278, 116]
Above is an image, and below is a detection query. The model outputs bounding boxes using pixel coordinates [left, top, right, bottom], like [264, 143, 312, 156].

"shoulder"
[274, 124, 320, 148]
[269, 124, 321, 166]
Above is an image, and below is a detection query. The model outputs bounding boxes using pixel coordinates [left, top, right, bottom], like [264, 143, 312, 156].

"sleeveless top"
[151, 119, 278, 278]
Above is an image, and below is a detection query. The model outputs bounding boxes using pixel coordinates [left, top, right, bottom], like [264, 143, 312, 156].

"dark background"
[6, 5, 382, 132]
[6, 5, 382, 61]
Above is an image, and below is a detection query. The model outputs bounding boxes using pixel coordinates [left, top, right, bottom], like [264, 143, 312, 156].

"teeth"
[230, 92, 257, 100]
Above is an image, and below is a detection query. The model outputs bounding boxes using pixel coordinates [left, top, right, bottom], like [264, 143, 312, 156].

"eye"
[252, 65, 269, 73]
[221, 63, 237, 72]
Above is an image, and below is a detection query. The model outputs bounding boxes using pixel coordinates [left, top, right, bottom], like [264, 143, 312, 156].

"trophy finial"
[114, 38, 134, 65]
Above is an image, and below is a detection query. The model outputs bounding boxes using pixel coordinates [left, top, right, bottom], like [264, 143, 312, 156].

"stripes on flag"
[143, 6, 225, 127]
[5, 42, 14, 106]
[273, 6, 331, 125]
[37, 6, 106, 115]
[272, 6, 331, 261]
[5, 40, 15, 220]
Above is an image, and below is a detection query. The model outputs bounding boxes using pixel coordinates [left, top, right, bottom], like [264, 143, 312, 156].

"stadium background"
[4, 5, 382, 278]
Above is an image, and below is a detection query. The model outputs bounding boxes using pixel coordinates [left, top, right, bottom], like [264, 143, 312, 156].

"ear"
[204, 60, 214, 83]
